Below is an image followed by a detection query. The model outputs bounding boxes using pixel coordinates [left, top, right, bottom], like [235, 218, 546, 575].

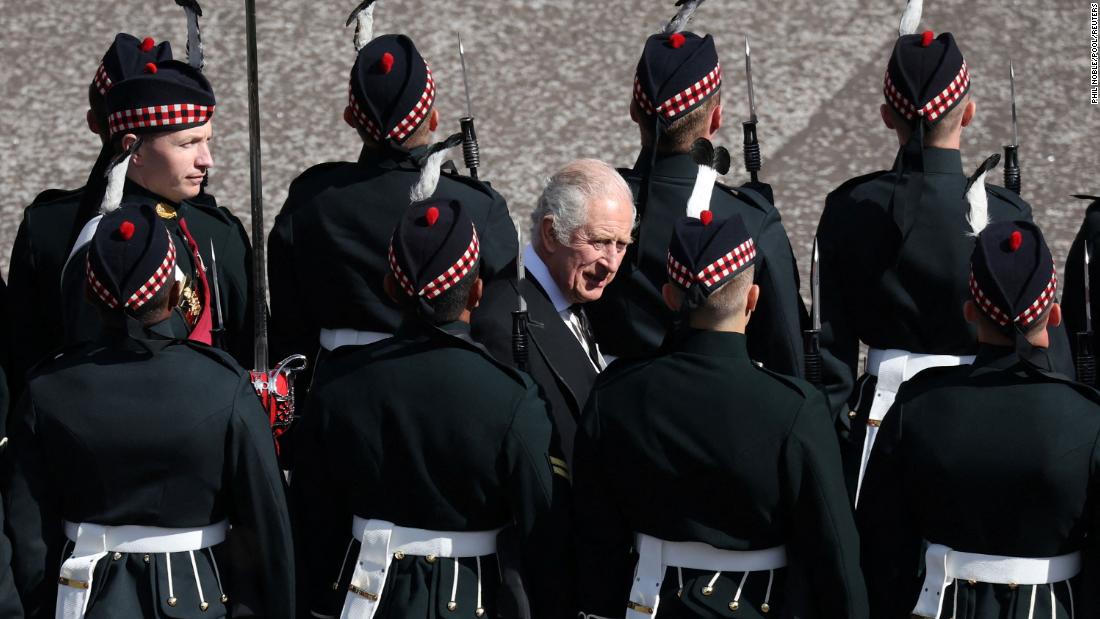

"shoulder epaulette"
[985, 184, 1031, 214]
[290, 161, 352, 188]
[750, 363, 818, 399]
[183, 192, 238, 226]
[28, 186, 82, 208]
[715, 182, 773, 215]
[177, 340, 247, 375]
[438, 166, 501, 200]
[25, 341, 96, 380]
[828, 170, 892, 199]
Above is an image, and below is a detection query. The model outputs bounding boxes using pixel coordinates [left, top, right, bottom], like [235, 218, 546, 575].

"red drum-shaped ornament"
[251, 354, 308, 452]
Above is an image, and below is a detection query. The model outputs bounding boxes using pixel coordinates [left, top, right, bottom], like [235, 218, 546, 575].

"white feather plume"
[686, 166, 719, 218]
[663, 0, 705, 35]
[966, 169, 990, 236]
[898, 0, 923, 36]
[409, 133, 463, 203]
[100, 153, 133, 214]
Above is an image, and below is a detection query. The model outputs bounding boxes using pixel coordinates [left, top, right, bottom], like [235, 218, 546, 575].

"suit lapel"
[518, 275, 598, 417]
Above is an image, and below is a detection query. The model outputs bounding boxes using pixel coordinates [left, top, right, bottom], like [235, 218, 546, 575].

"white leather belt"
[340, 517, 500, 619]
[319, 328, 391, 351]
[57, 520, 228, 619]
[626, 533, 786, 618]
[914, 543, 1081, 618]
[855, 348, 974, 505]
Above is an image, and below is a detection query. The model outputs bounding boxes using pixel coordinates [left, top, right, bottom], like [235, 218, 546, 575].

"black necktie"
[571, 304, 602, 369]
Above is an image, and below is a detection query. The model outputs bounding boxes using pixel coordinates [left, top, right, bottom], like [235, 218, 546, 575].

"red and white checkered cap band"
[698, 239, 756, 288]
[85, 230, 177, 311]
[969, 267, 1058, 328]
[634, 63, 722, 122]
[349, 86, 384, 142]
[884, 61, 970, 122]
[387, 226, 480, 300]
[92, 63, 113, 96]
[667, 253, 696, 288]
[387, 242, 416, 297]
[420, 228, 479, 299]
[349, 62, 436, 144]
[108, 103, 215, 136]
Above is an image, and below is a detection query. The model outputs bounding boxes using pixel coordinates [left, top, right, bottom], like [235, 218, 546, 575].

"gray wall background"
[0, 0, 1095, 298]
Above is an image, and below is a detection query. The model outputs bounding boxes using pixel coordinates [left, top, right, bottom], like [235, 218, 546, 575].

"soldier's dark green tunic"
[53, 182, 254, 366]
[588, 152, 806, 377]
[0, 486, 22, 618]
[857, 345, 1100, 618]
[291, 320, 572, 619]
[2, 319, 293, 618]
[268, 146, 518, 364]
[573, 329, 868, 619]
[817, 147, 1073, 493]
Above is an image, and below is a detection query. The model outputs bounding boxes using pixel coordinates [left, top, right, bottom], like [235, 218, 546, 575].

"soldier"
[858, 220, 1098, 618]
[587, 8, 806, 376]
[0, 489, 20, 618]
[574, 212, 867, 619]
[291, 198, 571, 618]
[57, 57, 254, 366]
[3, 203, 293, 618]
[6, 33, 173, 405]
[816, 21, 1072, 502]
[472, 159, 635, 460]
[269, 12, 517, 371]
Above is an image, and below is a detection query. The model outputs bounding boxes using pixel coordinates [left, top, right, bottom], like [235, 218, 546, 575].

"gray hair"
[530, 159, 635, 247]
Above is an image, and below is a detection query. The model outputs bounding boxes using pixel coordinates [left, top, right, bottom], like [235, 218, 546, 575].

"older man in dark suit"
[473, 159, 635, 460]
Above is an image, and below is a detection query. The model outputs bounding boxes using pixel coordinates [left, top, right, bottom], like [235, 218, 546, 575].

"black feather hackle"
[346, 0, 379, 27]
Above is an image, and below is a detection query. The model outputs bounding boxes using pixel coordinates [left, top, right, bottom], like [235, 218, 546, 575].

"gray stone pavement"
[0, 0, 1095, 302]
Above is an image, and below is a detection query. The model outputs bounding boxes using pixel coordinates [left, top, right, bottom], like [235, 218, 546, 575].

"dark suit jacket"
[472, 262, 598, 461]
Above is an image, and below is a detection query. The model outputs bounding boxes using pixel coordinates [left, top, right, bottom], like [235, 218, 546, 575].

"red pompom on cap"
[1009, 230, 1023, 252]
[379, 52, 395, 74]
[118, 221, 136, 241]
[700, 210, 714, 226]
[141, 37, 156, 52]
[921, 31, 935, 47]
[425, 207, 440, 226]
[144, 62, 158, 74]
[669, 33, 686, 49]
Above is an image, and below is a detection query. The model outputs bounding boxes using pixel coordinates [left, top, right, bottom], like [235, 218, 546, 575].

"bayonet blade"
[458, 33, 475, 119]
[1009, 62, 1019, 148]
[209, 240, 224, 332]
[516, 227, 526, 313]
[745, 38, 757, 123]
[811, 237, 821, 332]
[1087, 245, 1092, 334]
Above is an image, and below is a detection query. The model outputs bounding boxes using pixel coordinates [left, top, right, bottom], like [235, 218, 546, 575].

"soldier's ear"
[961, 98, 976, 128]
[963, 300, 979, 324]
[168, 280, 183, 309]
[428, 108, 439, 133]
[86, 109, 101, 136]
[1047, 302, 1062, 328]
[121, 134, 141, 164]
[661, 283, 682, 312]
[343, 105, 356, 129]
[744, 284, 760, 315]
[466, 277, 484, 311]
[880, 104, 896, 130]
[708, 102, 722, 136]
[629, 98, 641, 124]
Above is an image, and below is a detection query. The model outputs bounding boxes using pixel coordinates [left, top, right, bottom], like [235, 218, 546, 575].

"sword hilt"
[511, 310, 531, 373]
[1003, 145, 1021, 195]
[742, 121, 761, 184]
[803, 330, 823, 388]
[1077, 332, 1096, 387]
[460, 117, 480, 180]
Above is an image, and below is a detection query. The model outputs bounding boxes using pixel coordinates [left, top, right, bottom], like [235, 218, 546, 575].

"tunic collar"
[631, 150, 697, 179]
[357, 144, 428, 169]
[664, 328, 750, 359]
[891, 146, 963, 175]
